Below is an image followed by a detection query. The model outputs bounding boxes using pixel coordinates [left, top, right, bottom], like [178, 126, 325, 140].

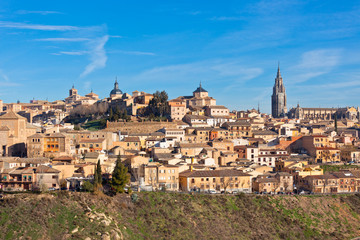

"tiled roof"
[180, 169, 251, 178]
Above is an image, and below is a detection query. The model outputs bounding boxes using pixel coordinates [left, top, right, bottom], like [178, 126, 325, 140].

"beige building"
[141, 163, 179, 191]
[168, 98, 187, 121]
[205, 105, 229, 117]
[177, 83, 216, 108]
[179, 169, 252, 193]
[0, 111, 36, 156]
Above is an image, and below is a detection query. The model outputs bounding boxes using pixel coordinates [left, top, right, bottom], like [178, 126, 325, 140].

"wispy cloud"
[110, 50, 156, 56]
[0, 21, 79, 31]
[296, 49, 341, 69]
[16, 10, 62, 15]
[0, 69, 20, 87]
[289, 49, 342, 84]
[132, 59, 263, 88]
[210, 16, 244, 21]
[35, 37, 89, 42]
[80, 35, 109, 78]
[52, 51, 88, 56]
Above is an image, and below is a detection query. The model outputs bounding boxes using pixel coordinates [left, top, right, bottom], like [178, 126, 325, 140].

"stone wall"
[106, 121, 179, 134]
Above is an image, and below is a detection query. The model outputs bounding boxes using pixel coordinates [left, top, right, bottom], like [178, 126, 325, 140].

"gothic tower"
[271, 64, 287, 118]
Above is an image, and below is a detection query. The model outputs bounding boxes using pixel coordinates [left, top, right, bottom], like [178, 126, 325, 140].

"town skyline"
[1, 1, 360, 112]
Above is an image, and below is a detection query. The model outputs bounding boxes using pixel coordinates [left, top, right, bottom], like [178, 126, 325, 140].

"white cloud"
[110, 50, 155, 56]
[132, 60, 263, 87]
[289, 49, 342, 84]
[296, 49, 341, 69]
[0, 21, 79, 31]
[53, 51, 88, 56]
[0, 69, 19, 86]
[210, 16, 244, 21]
[80, 35, 109, 78]
[16, 10, 62, 15]
[35, 38, 89, 42]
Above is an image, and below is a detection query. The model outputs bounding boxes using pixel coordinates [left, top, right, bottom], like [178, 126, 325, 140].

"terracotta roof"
[123, 137, 140, 142]
[79, 138, 105, 143]
[180, 169, 251, 178]
[36, 165, 60, 173]
[0, 111, 26, 120]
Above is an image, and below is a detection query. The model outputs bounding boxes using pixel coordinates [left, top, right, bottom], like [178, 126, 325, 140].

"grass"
[321, 164, 360, 173]
[1, 192, 360, 239]
[82, 119, 107, 130]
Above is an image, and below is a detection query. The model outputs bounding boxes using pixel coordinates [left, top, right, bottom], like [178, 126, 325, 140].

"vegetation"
[138, 90, 170, 120]
[321, 164, 360, 173]
[93, 160, 102, 191]
[82, 181, 94, 192]
[111, 156, 130, 193]
[1, 192, 360, 239]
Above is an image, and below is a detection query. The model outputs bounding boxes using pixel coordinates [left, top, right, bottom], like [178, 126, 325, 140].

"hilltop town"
[1, 66, 360, 195]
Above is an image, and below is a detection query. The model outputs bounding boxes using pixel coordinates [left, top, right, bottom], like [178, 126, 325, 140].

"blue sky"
[0, 1, 360, 113]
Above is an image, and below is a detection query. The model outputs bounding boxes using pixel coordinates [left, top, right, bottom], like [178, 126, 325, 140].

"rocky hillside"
[1, 192, 360, 239]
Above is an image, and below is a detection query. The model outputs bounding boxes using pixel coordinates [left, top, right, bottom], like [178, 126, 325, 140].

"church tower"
[271, 64, 287, 118]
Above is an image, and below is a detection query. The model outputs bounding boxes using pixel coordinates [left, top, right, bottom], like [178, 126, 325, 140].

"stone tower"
[271, 64, 287, 118]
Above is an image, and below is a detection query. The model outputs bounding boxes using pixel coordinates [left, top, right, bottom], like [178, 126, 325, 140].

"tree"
[334, 114, 338, 134]
[93, 160, 102, 191]
[111, 156, 130, 193]
[82, 181, 94, 192]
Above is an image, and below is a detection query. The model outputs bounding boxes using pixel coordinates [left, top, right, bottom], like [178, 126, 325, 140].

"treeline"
[137, 90, 170, 120]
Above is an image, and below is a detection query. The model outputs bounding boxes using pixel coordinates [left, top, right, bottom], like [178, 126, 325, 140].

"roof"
[253, 130, 278, 135]
[223, 121, 251, 127]
[180, 169, 251, 178]
[79, 138, 105, 143]
[36, 165, 61, 174]
[193, 84, 208, 93]
[207, 105, 228, 109]
[123, 137, 140, 142]
[0, 111, 26, 120]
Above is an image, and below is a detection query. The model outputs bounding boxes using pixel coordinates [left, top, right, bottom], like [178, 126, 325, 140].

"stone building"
[271, 65, 287, 118]
[176, 83, 216, 108]
[288, 105, 359, 121]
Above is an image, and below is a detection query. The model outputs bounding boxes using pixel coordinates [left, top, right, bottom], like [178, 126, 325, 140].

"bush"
[82, 181, 94, 192]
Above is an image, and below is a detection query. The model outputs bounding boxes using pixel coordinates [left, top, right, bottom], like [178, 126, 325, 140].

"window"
[191, 178, 195, 183]
[206, 178, 209, 181]
[213, 178, 216, 182]
[201, 178, 204, 181]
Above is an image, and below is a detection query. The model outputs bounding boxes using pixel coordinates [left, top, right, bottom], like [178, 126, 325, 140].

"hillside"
[1, 192, 360, 240]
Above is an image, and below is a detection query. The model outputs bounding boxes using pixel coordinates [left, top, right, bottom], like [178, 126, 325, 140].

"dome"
[193, 82, 208, 93]
[110, 79, 123, 96]
[110, 88, 123, 95]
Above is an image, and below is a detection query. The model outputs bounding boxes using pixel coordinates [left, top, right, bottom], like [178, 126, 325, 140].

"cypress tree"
[111, 155, 130, 193]
[334, 114, 338, 134]
[96, 160, 102, 185]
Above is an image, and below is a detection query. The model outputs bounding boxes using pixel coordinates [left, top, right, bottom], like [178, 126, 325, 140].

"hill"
[1, 192, 360, 239]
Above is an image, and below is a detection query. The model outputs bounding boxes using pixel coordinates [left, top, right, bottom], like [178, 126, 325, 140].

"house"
[140, 163, 179, 191]
[252, 172, 293, 193]
[0, 165, 60, 191]
[179, 169, 252, 193]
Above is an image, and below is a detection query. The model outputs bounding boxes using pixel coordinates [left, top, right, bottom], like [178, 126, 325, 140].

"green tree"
[334, 114, 338, 134]
[96, 160, 102, 185]
[109, 107, 114, 122]
[82, 181, 94, 192]
[93, 160, 102, 190]
[111, 156, 130, 193]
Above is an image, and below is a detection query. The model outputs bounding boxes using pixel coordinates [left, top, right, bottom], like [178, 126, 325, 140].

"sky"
[0, 1, 360, 113]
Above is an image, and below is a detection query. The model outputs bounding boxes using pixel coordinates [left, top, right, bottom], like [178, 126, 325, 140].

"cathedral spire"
[272, 64, 287, 118]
